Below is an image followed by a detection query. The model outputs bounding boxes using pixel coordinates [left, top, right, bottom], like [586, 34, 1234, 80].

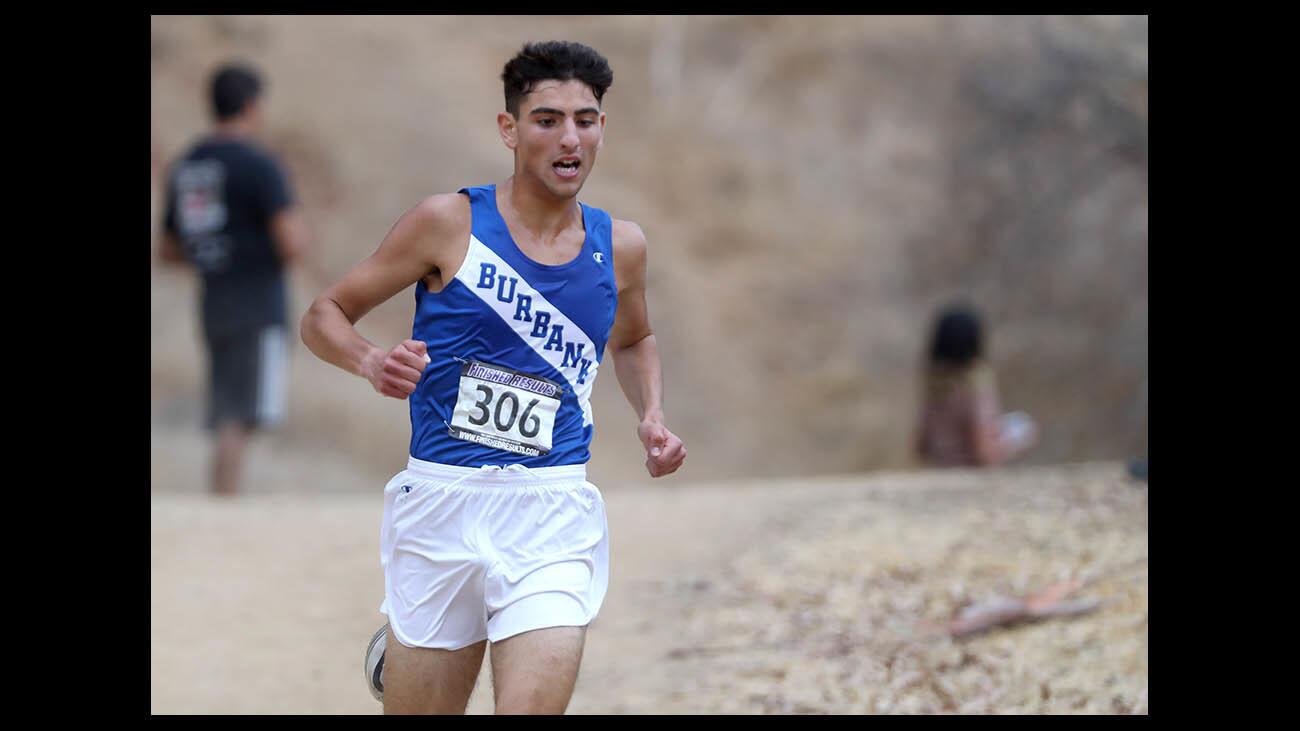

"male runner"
[300, 41, 686, 714]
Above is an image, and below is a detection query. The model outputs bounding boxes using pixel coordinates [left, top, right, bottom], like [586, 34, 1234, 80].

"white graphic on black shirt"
[174, 159, 232, 273]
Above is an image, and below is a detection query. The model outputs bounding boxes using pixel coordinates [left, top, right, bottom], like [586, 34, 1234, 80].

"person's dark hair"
[211, 64, 263, 121]
[500, 41, 613, 117]
[928, 303, 985, 368]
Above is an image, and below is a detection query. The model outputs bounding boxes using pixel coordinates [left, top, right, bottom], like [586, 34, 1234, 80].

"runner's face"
[503, 79, 605, 198]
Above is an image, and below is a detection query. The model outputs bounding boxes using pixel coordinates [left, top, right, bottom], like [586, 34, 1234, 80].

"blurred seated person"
[915, 303, 1037, 467]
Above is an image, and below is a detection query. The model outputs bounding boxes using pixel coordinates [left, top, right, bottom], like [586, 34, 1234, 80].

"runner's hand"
[367, 339, 431, 400]
[637, 420, 686, 478]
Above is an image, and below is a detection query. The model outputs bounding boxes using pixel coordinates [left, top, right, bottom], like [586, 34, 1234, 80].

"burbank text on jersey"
[473, 262, 595, 383]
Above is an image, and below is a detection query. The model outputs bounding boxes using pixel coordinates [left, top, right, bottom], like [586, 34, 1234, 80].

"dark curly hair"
[501, 41, 613, 117]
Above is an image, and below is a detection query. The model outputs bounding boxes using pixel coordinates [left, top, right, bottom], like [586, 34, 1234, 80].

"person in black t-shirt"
[158, 63, 310, 496]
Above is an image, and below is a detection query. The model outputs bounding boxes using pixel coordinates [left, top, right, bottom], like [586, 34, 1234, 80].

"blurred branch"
[923, 578, 1105, 639]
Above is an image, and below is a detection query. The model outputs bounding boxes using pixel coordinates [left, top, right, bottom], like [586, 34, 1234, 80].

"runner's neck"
[499, 177, 583, 245]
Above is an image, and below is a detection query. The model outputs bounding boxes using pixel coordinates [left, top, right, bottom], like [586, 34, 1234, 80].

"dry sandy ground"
[151, 461, 1146, 715]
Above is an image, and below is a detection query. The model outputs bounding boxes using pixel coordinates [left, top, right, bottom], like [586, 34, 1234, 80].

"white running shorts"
[378, 457, 610, 650]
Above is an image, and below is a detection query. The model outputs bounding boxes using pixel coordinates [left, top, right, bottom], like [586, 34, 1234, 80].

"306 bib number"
[448, 360, 562, 456]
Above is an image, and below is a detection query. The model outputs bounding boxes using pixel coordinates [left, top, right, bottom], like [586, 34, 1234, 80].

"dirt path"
[151, 462, 1146, 714]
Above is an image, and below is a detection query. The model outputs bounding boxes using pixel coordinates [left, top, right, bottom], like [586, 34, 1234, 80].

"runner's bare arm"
[608, 219, 686, 478]
[300, 193, 469, 399]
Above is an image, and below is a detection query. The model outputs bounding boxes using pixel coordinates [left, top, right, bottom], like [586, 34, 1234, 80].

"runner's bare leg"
[382, 636, 487, 714]
[490, 627, 586, 714]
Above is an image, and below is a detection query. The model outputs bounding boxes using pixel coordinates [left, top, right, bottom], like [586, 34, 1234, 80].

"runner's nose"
[560, 119, 580, 150]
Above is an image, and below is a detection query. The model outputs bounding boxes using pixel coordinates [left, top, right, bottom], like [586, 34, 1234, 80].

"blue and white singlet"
[406, 184, 617, 467]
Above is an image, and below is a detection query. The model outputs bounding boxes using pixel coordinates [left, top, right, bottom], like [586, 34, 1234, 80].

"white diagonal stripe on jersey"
[454, 235, 598, 427]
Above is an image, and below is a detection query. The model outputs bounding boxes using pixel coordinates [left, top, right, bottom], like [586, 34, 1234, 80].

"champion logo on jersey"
[593, 252, 605, 264]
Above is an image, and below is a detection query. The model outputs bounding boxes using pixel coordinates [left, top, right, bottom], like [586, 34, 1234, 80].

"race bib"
[448, 360, 563, 457]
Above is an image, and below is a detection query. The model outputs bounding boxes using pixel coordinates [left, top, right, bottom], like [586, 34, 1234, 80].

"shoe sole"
[364, 625, 387, 702]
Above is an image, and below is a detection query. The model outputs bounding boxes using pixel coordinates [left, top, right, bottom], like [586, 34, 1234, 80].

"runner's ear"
[498, 111, 518, 150]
